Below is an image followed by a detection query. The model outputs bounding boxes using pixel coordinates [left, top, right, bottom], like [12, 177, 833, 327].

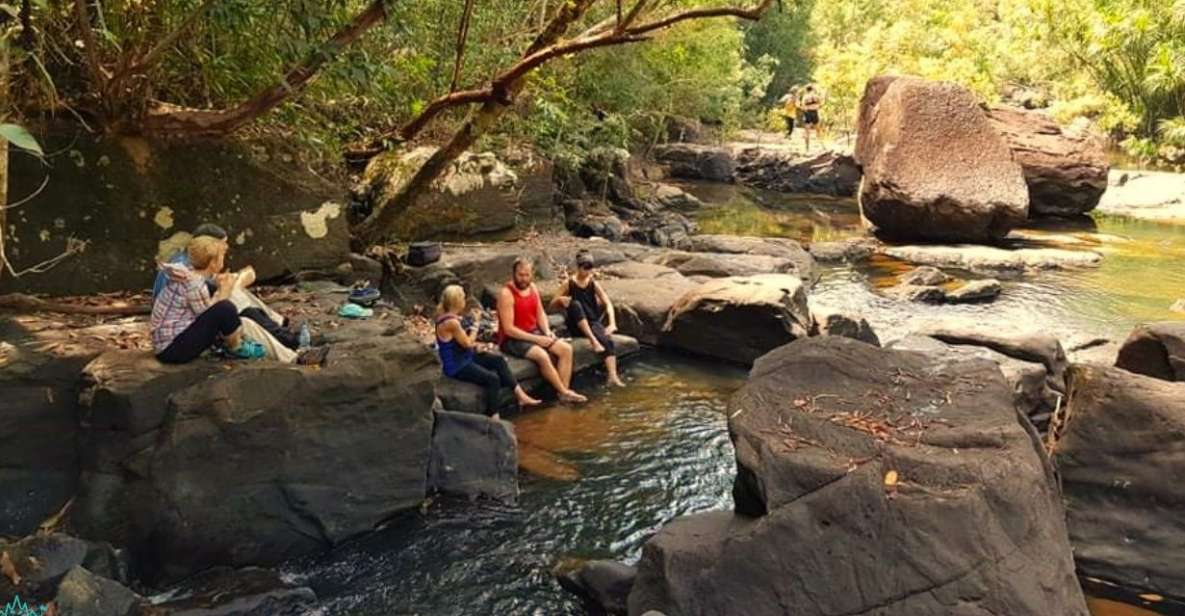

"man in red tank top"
[497, 258, 588, 403]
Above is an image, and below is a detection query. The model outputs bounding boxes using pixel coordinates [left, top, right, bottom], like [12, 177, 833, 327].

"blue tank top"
[436, 315, 474, 377]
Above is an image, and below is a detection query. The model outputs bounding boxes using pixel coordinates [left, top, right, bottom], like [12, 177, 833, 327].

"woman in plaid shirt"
[150, 236, 265, 363]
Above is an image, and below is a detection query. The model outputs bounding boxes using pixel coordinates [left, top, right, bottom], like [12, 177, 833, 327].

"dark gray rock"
[558, 560, 636, 615]
[675, 235, 816, 284]
[435, 336, 641, 413]
[733, 148, 861, 197]
[652, 184, 705, 212]
[807, 238, 876, 263]
[884, 283, 947, 303]
[644, 251, 805, 281]
[1114, 321, 1185, 381]
[1055, 365, 1185, 597]
[600, 277, 700, 346]
[71, 332, 439, 584]
[810, 308, 880, 346]
[900, 266, 951, 286]
[54, 566, 141, 616]
[428, 410, 518, 502]
[151, 566, 317, 616]
[650, 144, 736, 182]
[0, 533, 90, 600]
[661, 274, 811, 365]
[629, 336, 1088, 616]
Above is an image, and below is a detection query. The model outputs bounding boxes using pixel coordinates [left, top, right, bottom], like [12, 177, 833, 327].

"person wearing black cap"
[550, 250, 626, 387]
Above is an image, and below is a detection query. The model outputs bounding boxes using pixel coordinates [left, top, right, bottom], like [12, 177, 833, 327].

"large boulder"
[1054, 365, 1185, 597]
[3, 135, 348, 296]
[675, 235, 816, 284]
[558, 560, 636, 615]
[650, 144, 736, 182]
[733, 148, 861, 197]
[600, 277, 700, 346]
[357, 147, 521, 238]
[71, 327, 439, 584]
[661, 274, 811, 365]
[629, 336, 1089, 615]
[644, 251, 805, 281]
[855, 76, 1030, 242]
[987, 106, 1109, 218]
[428, 410, 518, 503]
[1114, 321, 1185, 381]
[54, 566, 142, 616]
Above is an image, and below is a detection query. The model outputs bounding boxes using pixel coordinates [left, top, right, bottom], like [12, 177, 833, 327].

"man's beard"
[514, 279, 531, 290]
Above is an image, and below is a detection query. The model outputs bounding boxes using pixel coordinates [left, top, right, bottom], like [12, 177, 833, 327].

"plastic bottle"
[298, 323, 311, 349]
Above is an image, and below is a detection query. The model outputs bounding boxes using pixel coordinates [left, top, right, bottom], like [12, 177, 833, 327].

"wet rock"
[807, 238, 876, 263]
[733, 148, 861, 196]
[987, 105, 1109, 218]
[54, 566, 141, 616]
[557, 560, 636, 615]
[629, 336, 1088, 616]
[899, 266, 950, 286]
[645, 251, 804, 281]
[809, 308, 880, 346]
[661, 274, 811, 365]
[663, 116, 704, 144]
[918, 320, 1068, 390]
[627, 212, 697, 249]
[434, 335, 640, 413]
[151, 566, 317, 615]
[882, 243, 1102, 273]
[1114, 321, 1185, 381]
[651, 184, 705, 212]
[0, 534, 90, 600]
[1055, 365, 1185, 597]
[428, 410, 517, 503]
[71, 328, 439, 584]
[600, 277, 700, 346]
[650, 144, 736, 182]
[358, 147, 520, 237]
[884, 283, 946, 304]
[855, 75, 1029, 242]
[945, 278, 1002, 303]
[675, 235, 816, 284]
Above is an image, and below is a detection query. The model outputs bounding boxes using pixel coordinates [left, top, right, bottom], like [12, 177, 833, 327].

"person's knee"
[552, 340, 573, 357]
[526, 346, 554, 367]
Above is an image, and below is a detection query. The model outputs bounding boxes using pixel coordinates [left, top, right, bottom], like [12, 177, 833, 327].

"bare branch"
[450, 0, 477, 92]
[626, 0, 774, 36]
[117, 0, 219, 82]
[396, 87, 494, 143]
[72, 0, 108, 89]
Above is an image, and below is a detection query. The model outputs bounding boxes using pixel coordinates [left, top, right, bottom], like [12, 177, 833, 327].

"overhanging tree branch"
[355, 0, 776, 243]
[140, 0, 391, 137]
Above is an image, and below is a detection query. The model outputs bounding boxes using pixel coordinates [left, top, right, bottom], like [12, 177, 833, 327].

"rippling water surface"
[283, 354, 746, 615]
[282, 183, 1185, 615]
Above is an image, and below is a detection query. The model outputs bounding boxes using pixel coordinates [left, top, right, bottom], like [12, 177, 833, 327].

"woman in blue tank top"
[436, 285, 540, 417]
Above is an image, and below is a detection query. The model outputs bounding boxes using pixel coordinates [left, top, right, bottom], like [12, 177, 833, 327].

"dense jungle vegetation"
[0, 0, 1183, 167]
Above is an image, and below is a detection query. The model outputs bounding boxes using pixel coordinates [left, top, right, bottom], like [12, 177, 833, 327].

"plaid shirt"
[150, 263, 214, 353]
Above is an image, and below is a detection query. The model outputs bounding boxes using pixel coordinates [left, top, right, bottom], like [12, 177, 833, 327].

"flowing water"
[282, 182, 1185, 615]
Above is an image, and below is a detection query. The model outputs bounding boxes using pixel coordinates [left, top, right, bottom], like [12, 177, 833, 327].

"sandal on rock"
[229, 339, 267, 360]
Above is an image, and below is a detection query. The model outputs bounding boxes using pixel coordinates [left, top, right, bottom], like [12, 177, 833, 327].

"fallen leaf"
[884, 470, 899, 487]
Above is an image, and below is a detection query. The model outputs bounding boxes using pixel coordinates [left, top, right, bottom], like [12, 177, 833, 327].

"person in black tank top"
[549, 250, 626, 387]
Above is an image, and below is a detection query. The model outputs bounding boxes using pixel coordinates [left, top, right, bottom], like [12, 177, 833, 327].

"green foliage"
[743, 0, 816, 103]
[0, 123, 43, 156]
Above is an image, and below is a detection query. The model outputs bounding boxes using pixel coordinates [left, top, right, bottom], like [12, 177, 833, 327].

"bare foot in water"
[516, 391, 542, 407]
[559, 389, 588, 403]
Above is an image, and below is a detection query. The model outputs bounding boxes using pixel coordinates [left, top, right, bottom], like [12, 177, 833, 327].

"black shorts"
[802, 110, 820, 126]
[501, 329, 544, 358]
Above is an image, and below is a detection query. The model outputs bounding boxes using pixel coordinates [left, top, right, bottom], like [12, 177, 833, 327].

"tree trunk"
[354, 0, 598, 243]
[1, 36, 9, 283]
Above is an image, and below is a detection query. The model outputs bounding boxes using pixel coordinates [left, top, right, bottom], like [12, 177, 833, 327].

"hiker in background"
[497, 258, 588, 403]
[550, 250, 626, 387]
[780, 88, 799, 140]
[436, 285, 541, 417]
[151, 236, 265, 364]
[800, 84, 823, 151]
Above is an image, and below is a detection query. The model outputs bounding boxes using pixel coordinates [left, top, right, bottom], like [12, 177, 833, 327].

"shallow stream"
[283, 183, 1185, 615]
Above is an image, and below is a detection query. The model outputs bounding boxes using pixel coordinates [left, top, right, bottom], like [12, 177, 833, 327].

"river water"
[282, 184, 1185, 615]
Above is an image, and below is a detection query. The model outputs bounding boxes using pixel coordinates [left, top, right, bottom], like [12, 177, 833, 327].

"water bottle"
[298, 323, 311, 349]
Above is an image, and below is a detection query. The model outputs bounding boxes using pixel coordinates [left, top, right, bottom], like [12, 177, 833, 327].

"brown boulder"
[855, 76, 1029, 242]
[987, 106, 1109, 218]
[1114, 321, 1185, 381]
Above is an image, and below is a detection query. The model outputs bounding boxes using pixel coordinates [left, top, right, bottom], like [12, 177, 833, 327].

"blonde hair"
[188, 235, 226, 270]
[437, 284, 467, 315]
